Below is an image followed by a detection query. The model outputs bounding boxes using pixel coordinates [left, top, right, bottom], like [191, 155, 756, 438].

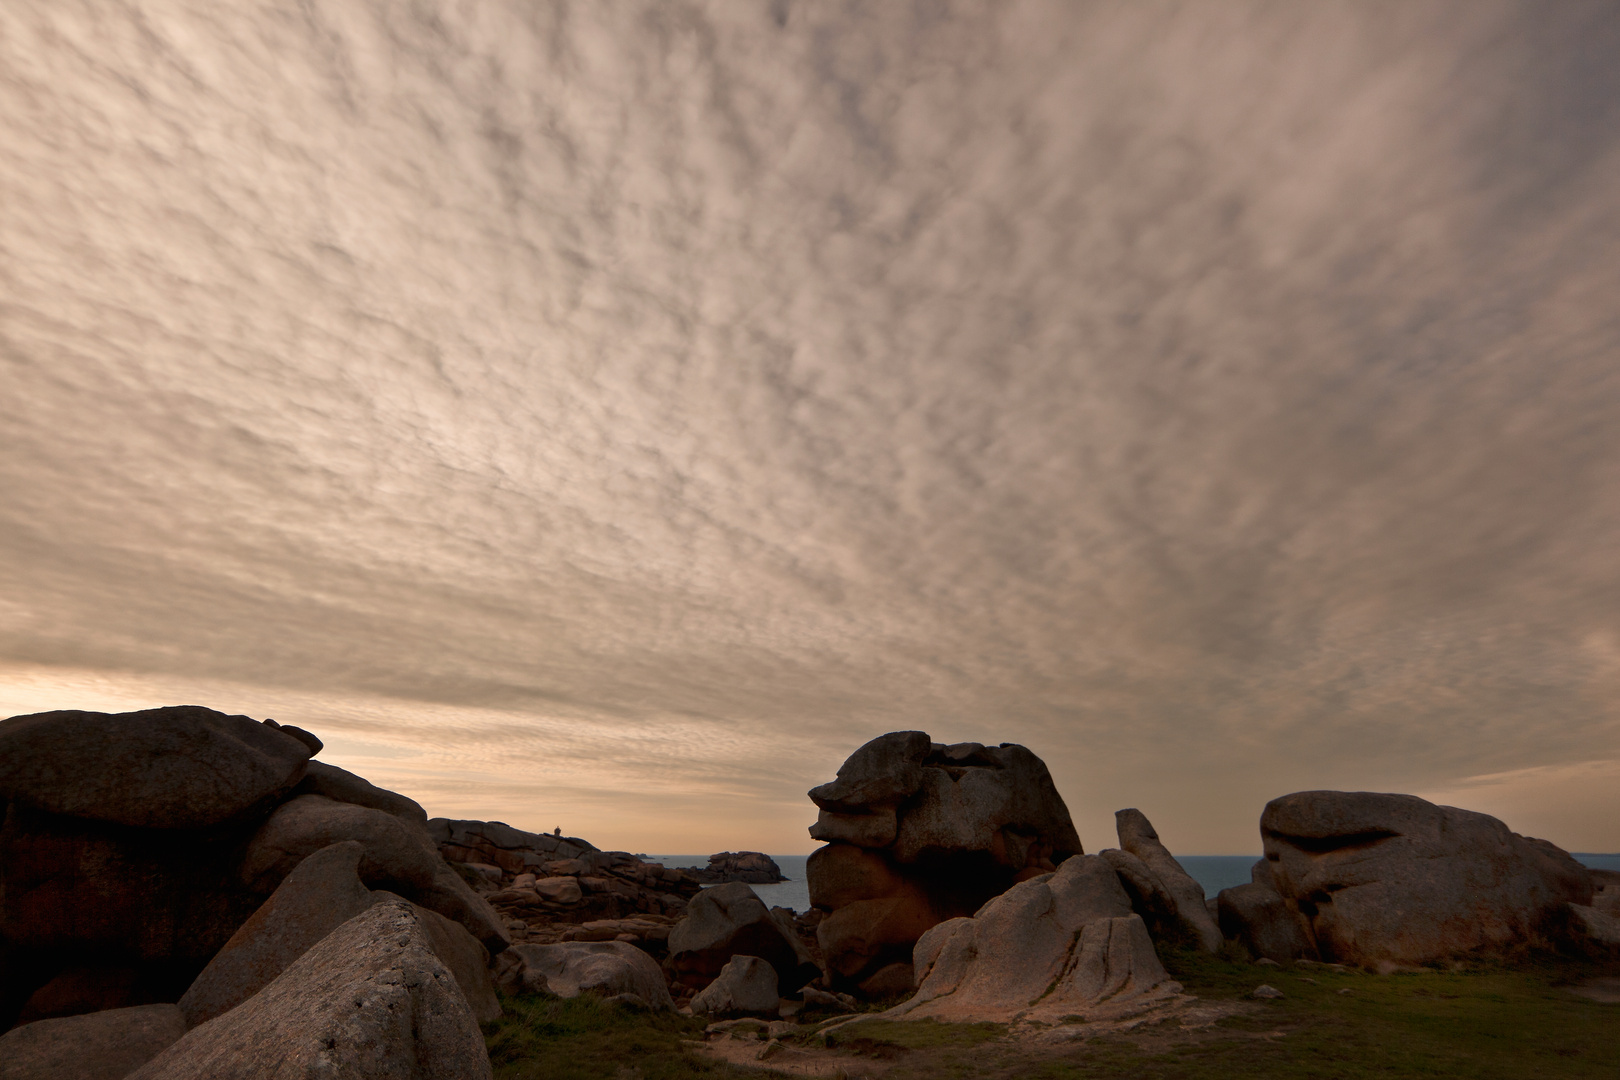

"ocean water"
[652, 852, 1620, 913]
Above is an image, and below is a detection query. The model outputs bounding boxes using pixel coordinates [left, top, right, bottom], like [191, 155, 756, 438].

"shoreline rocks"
[677, 852, 786, 885]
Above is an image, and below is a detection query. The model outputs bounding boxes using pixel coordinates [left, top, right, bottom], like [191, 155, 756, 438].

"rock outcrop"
[179, 840, 376, 1026]
[429, 819, 702, 947]
[689, 955, 780, 1017]
[0, 1003, 186, 1080]
[881, 854, 1180, 1023]
[1112, 809, 1222, 952]
[1258, 791, 1593, 966]
[806, 732, 1083, 989]
[0, 704, 507, 1039]
[680, 852, 786, 884]
[666, 882, 817, 996]
[127, 897, 491, 1080]
[494, 941, 674, 1010]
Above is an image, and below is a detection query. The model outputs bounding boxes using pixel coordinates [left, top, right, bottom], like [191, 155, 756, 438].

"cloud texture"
[3, 1, 1618, 852]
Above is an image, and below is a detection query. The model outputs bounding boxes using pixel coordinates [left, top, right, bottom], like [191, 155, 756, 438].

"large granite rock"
[0, 707, 312, 829]
[882, 854, 1179, 1023]
[806, 732, 1083, 989]
[494, 941, 673, 1010]
[127, 897, 491, 1080]
[1113, 809, 1222, 952]
[1260, 791, 1594, 966]
[0, 1004, 185, 1080]
[179, 840, 374, 1027]
[689, 955, 779, 1017]
[1591, 869, 1620, 916]
[666, 882, 816, 994]
[242, 794, 507, 953]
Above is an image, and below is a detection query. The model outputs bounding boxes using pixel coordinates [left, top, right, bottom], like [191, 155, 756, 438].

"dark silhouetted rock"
[1114, 809, 1222, 952]
[805, 732, 1083, 989]
[0, 706, 311, 830]
[1260, 791, 1593, 966]
[681, 852, 785, 884]
[883, 854, 1179, 1023]
[291, 761, 428, 827]
[242, 794, 507, 953]
[0, 1003, 185, 1080]
[856, 961, 915, 999]
[0, 801, 267, 1030]
[127, 897, 490, 1080]
[690, 955, 780, 1017]
[494, 941, 673, 1009]
[179, 840, 374, 1027]
[666, 883, 816, 992]
[1591, 869, 1620, 916]
[1216, 883, 1319, 962]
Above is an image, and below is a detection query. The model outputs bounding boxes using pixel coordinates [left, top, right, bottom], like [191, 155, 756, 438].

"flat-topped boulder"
[1260, 791, 1593, 966]
[0, 706, 312, 829]
[806, 732, 1083, 990]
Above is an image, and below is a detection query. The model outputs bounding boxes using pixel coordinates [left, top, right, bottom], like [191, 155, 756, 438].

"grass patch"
[485, 955, 1620, 1080]
[482, 992, 758, 1080]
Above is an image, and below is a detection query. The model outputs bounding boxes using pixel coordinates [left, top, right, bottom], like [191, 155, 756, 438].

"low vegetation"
[486, 948, 1620, 1080]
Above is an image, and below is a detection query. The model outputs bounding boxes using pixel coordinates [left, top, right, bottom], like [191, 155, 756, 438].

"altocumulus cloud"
[2, 0, 1618, 853]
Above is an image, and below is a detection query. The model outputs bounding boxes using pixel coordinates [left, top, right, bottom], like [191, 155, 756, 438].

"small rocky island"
[0, 707, 1616, 1079]
[676, 851, 786, 885]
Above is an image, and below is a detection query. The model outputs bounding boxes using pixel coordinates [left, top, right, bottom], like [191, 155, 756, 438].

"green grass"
[482, 993, 760, 1080]
[485, 952, 1620, 1080]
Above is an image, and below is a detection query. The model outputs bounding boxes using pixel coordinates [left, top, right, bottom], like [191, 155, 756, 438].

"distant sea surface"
[652, 853, 1620, 914]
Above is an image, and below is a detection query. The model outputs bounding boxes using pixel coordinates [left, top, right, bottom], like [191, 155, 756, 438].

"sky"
[3, 1, 1618, 856]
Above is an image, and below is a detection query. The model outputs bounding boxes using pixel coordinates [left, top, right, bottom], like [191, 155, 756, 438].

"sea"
[649, 852, 1620, 914]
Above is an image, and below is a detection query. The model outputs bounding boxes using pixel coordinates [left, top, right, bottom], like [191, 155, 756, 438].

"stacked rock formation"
[1218, 791, 1599, 966]
[0, 705, 502, 1076]
[805, 731, 1083, 991]
[429, 818, 703, 952]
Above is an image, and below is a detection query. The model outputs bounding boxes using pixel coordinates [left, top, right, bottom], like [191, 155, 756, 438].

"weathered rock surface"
[883, 854, 1179, 1023]
[1568, 903, 1620, 947]
[1098, 848, 1182, 945]
[179, 840, 375, 1027]
[411, 903, 501, 1024]
[494, 941, 673, 1010]
[689, 955, 780, 1017]
[292, 761, 428, 827]
[806, 732, 1083, 990]
[243, 795, 507, 953]
[667, 882, 817, 994]
[0, 706, 311, 830]
[1114, 809, 1223, 952]
[0, 1003, 185, 1080]
[127, 897, 491, 1080]
[1216, 883, 1319, 962]
[680, 852, 785, 885]
[1260, 791, 1593, 966]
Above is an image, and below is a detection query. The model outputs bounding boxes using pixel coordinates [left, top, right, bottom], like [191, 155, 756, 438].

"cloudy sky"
[3, 1, 1618, 855]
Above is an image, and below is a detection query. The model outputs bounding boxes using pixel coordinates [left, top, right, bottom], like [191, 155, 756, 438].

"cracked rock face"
[880, 854, 1180, 1023]
[806, 731, 1083, 990]
[1259, 790, 1593, 966]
